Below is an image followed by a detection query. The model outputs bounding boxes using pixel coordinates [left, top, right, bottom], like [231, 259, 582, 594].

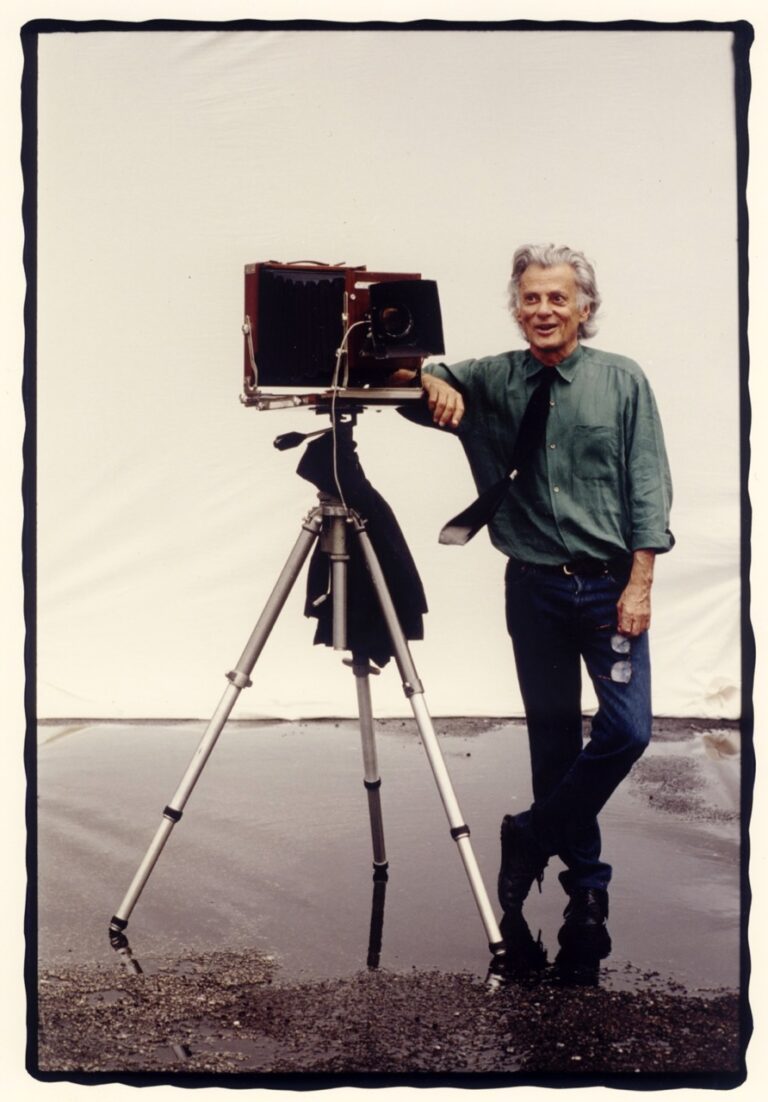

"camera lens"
[378, 304, 414, 339]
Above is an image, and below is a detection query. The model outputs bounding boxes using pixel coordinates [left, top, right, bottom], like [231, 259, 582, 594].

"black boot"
[562, 887, 609, 930]
[497, 814, 547, 914]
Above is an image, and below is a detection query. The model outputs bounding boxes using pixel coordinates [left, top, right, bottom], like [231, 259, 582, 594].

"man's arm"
[385, 366, 465, 428]
[617, 549, 655, 637]
[421, 371, 465, 428]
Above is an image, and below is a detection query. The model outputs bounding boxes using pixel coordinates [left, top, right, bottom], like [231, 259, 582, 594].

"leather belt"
[512, 558, 631, 578]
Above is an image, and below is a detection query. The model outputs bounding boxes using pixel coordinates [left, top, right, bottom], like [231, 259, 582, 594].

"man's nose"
[535, 298, 553, 316]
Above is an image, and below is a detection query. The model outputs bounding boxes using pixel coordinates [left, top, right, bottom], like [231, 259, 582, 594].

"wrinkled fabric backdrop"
[34, 27, 743, 719]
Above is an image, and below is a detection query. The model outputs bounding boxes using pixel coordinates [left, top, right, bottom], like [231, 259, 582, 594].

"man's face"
[515, 263, 590, 364]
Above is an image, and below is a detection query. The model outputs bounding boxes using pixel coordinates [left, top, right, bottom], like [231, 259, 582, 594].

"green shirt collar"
[524, 343, 584, 384]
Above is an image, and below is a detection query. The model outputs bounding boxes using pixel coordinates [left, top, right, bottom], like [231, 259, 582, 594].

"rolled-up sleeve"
[424, 359, 474, 394]
[625, 376, 675, 553]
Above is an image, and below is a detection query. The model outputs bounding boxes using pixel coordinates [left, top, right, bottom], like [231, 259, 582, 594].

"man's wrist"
[629, 549, 655, 589]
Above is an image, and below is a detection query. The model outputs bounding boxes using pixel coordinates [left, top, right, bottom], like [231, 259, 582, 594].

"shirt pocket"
[573, 425, 619, 482]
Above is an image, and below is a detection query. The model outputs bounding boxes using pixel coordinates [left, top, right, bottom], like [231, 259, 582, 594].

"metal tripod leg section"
[317, 500, 350, 652]
[351, 656, 388, 873]
[109, 509, 324, 937]
[353, 517, 505, 959]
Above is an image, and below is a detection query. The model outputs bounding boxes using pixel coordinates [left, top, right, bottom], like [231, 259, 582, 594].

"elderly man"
[417, 244, 673, 937]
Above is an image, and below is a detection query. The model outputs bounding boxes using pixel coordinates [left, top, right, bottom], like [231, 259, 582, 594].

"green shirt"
[426, 344, 674, 564]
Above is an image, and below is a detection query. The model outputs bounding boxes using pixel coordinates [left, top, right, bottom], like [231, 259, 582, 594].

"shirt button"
[549, 400, 555, 407]
[549, 443, 557, 449]
[553, 486, 560, 493]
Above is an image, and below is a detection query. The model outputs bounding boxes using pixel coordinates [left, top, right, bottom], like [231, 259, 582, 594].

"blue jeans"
[504, 560, 652, 892]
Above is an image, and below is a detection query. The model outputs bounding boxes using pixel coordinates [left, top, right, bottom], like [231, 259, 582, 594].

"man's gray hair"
[508, 244, 601, 340]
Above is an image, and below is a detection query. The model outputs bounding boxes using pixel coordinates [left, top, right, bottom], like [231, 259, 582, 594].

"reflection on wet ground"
[37, 718, 741, 989]
[494, 910, 613, 989]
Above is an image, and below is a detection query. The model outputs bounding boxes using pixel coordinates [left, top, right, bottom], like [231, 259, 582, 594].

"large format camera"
[241, 261, 445, 408]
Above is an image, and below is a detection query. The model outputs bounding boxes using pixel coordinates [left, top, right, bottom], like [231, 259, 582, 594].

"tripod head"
[241, 385, 426, 413]
[268, 378, 434, 457]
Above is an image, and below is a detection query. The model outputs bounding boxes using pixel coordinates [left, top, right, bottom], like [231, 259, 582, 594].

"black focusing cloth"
[296, 425, 428, 667]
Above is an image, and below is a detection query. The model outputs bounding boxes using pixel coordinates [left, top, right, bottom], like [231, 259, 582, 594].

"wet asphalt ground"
[32, 716, 747, 1085]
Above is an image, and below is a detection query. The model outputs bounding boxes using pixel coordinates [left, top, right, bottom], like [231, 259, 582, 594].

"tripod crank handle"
[273, 428, 331, 451]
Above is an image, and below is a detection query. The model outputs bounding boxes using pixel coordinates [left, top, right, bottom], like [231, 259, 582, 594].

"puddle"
[36, 719, 742, 996]
[149, 1024, 280, 1067]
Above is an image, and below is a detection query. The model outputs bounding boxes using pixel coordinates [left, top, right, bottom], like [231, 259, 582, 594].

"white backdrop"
[35, 26, 744, 719]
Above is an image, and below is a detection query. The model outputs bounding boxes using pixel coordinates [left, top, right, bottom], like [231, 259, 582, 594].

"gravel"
[35, 946, 744, 1084]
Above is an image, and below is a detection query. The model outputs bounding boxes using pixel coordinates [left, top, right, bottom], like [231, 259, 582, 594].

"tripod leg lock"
[450, 824, 470, 841]
[226, 669, 253, 689]
[402, 679, 424, 698]
[163, 806, 183, 823]
[363, 778, 382, 791]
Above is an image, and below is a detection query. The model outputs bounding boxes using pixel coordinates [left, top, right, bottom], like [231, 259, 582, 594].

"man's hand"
[616, 549, 655, 637]
[421, 372, 465, 428]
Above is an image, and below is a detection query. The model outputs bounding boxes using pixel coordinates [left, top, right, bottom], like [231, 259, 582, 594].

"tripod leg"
[109, 509, 324, 937]
[352, 520, 505, 960]
[351, 656, 388, 873]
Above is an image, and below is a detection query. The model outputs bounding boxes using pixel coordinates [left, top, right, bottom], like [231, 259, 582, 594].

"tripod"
[108, 426, 506, 964]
